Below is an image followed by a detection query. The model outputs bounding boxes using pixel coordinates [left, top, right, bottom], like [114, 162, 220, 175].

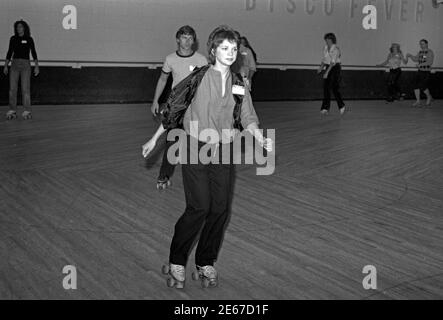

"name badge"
[189, 65, 196, 71]
[232, 85, 245, 95]
[21, 40, 27, 44]
[241, 52, 248, 56]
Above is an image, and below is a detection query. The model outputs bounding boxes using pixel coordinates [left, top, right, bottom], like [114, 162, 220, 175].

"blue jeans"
[9, 59, 31, 111]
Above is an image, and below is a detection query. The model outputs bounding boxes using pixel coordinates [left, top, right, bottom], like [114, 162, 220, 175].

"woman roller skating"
[3, 20, 39, 120]
[142, 25, 272, 289]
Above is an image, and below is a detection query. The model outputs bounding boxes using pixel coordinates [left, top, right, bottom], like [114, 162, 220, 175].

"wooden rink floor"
[0, 100, 443, 300]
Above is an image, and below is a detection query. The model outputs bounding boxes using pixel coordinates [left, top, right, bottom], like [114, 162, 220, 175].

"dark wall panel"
[0, 67, 441, 105]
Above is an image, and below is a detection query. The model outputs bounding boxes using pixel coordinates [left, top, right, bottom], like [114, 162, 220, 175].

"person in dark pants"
[317, 33, 345, 116]
[3, 20, 39, 120]
[377, 43, 408, 102]
[142, 25, 272, 289]
[150, 26, 207, 189]
[407, 39, 434, 107]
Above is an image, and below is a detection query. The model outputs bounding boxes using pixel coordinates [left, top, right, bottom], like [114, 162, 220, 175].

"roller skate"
[192, 265, 218, 288]
[411, 101, 422, 108]
[156, 176, 171, 190]
[425, 97, 433, 108]
[22, 111, 32, 120]
[320, 109, 329, 116]
[161, 263, 185, 289]
[5, 110, 17, 120]
[339, 106, 346, 115]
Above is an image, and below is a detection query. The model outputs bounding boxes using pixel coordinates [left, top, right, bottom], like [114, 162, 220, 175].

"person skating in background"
[318, 33, 345, 116]
[3, 20, 39, 120]
[407, 39, 434, 107]
[231, 33, 257, 91]
[149, 25, 207, 189]
[377, 43, 408, 103]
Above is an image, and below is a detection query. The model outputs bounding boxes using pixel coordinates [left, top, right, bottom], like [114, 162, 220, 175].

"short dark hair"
[324, 33, 337, 44]
[14, 20, 31, 37]
[207, 25, 239, 65]
[176, 25, 196, 41]
[420, 39, 428, 45]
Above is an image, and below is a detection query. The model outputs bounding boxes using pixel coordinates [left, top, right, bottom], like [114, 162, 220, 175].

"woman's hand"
[317, 66, 323, 74]
[259, 137, 273, 152]
[34, 66, 39, 76]
[150, 101, 160, 116]
[142, 138, 157, 158]
[323, 72, 329, 79]
[3, 66, 8, 76]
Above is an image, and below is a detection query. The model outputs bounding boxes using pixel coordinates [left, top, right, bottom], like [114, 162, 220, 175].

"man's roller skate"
[22, 111, 32, 120]
[157, 176, 171, 190]
[192, 265, 218, 288]
[5, 110, 17, 120]
[161, 263, 185, 289]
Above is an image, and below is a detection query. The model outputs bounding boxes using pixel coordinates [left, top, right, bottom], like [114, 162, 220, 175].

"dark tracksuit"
[322, 64, 345, 110]
[387, 68, 402, 100]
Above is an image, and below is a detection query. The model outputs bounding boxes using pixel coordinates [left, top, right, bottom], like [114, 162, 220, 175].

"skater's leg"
[413, 71, 425, 106]
[424, 89, 433, 106]
[330, 65, 345, 110]
[321, 74, 331, 112]
[195, 161, 233, 267]
[169, 161, 210, 266]
[393, 69, 402, 99]
[8, 61, 20, 111]
[413, 89, 421, 105]
[20, 60, 32, 112]
[421, 72, 432, 106]
[387, 70, 395, 101]
[159, 139, 178, 180]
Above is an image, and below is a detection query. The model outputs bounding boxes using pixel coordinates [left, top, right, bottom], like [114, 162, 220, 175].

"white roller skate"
[5, 110, 17, 120]
[192, 265, 218, 288]
[22, 111, 32, 120]
[162, 263, 185, 289]
[156, 176, 171, 190]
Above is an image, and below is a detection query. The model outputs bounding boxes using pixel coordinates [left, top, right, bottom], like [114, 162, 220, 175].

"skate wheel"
[167, 277, 175, 288]
[202, 278, 210, 288]
[161, 264, 170, 275]
[192, 271, 199, 281]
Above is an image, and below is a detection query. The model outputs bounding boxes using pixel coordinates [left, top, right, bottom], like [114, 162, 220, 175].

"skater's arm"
[317, 62, 325, 74]
[377, 55, 389, 67]
[4, 37, 14, 74]
[421, 50, 434, 67]
[323, 62, 334, 77]
[241, 91, 272, 152]
[5, 36, 14, 62]
[407, 52, 419, 62]
[246, 122, 273, 152]
[151, 72, 169, 115]
[401, 53, 408, 65]
[152, 123, 166, 141]
[323, 45, 339, 77]
[3, 59, 10, 75]
[30, 38, 39, 76]
[142, 123, 166, 158]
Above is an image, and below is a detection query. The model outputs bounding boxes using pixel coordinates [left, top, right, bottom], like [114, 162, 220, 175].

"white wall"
[0, 0, 442, 66]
